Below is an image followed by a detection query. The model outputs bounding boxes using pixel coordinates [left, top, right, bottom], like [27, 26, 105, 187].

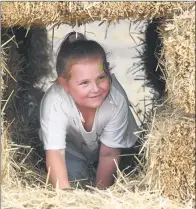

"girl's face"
[61, 57, 110, 109]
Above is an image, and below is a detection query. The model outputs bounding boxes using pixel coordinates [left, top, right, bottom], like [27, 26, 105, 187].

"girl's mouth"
[90, 94, 102, 98]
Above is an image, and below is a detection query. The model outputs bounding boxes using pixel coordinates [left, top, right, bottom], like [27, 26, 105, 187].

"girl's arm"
[46, 149, 70, 189]
[95, 143, 121, 189]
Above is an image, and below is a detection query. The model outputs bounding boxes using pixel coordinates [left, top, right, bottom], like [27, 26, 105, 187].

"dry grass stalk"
[1, 48, 8, 97]
[158, 7, 195, 114]
[144, 105, 195, 204]
[1, 2, 193, 28]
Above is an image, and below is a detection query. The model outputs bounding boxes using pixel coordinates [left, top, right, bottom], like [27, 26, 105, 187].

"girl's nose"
[91, 82, 100, 93]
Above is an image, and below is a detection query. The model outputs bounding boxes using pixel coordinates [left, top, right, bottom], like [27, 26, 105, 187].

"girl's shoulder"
[40, 82, 72, 114]
[97, 75, 129, 123]
[109, 74, 130, 108]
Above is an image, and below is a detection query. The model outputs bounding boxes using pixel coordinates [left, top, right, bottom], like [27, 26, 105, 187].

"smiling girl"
[39, 32, 138, 190]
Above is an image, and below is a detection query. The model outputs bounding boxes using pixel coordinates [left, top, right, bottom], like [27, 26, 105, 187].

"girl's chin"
[86, 102, 102, 109]
[81, 100, 104, 109]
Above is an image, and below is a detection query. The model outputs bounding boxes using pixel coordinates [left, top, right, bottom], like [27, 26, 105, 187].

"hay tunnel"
[1, 2, 195, 208]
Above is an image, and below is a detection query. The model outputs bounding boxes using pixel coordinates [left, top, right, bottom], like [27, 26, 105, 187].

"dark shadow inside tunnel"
[2, 27, 54, 176]
[119, 18, 166, 175]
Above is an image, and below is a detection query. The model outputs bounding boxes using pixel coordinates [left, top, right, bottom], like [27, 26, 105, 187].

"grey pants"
[65, 152, 96, 185]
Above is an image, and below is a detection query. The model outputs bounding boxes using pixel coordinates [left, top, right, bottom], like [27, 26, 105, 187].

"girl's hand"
[62, 186, 74, 192]
[46, 149, 70, 189]
[95, 143, 121, 189]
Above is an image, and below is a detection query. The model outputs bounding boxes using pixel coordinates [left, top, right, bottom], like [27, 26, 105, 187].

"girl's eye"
[80, 81, 88, 85]
[99, 75, 107, 80]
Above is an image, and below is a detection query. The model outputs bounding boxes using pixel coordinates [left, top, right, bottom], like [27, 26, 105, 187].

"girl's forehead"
[69, 58, 105, 78]
[69, 57, 103, 70]
[71, 56, 103, 65]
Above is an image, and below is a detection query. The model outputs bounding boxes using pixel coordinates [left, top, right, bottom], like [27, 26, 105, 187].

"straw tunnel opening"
[2, 19, 166, 184]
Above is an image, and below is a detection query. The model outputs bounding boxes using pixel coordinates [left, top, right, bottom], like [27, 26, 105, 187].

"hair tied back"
[67, 32, 87, 43]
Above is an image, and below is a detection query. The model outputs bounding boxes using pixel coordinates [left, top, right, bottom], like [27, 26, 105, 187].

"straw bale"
[144, 106, 195, 203]
[1, 47, 18, 184]
[1, 29, 55, 187]
[158, 8, 195, 114]
[1, 41, 29, 185]
[1, 2, 193, 28]
[1, 37, 25, 130]
[1, 122, 19, 185]
[2, 181, 194, 209]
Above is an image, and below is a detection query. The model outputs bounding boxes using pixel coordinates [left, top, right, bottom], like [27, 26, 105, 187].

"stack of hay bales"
[1, 2, 195, 208]
[144, 7, 195, 203]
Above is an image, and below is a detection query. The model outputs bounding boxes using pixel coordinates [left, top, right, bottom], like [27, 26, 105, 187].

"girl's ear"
[58, 77, 69, 92]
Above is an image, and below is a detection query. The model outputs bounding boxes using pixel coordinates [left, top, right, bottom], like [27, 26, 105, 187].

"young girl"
[39, 32, 138, 190]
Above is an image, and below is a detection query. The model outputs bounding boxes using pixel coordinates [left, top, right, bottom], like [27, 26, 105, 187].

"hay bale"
[1, 46, 19, 185]
[1, 2, 193, 28]
[158, 8, 195, 113]
[1, 39, 33, 185]
[1, 29, 53, 185]
[2, 181, 193, 209]
[1, 122, 19, 185]
[144, 106, 195, 203]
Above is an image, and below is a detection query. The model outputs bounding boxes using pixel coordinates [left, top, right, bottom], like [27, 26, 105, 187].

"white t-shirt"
[39, 74, 139, 163]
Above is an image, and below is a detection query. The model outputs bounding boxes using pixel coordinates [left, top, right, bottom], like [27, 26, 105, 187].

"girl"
[39, 32, 138, 190]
